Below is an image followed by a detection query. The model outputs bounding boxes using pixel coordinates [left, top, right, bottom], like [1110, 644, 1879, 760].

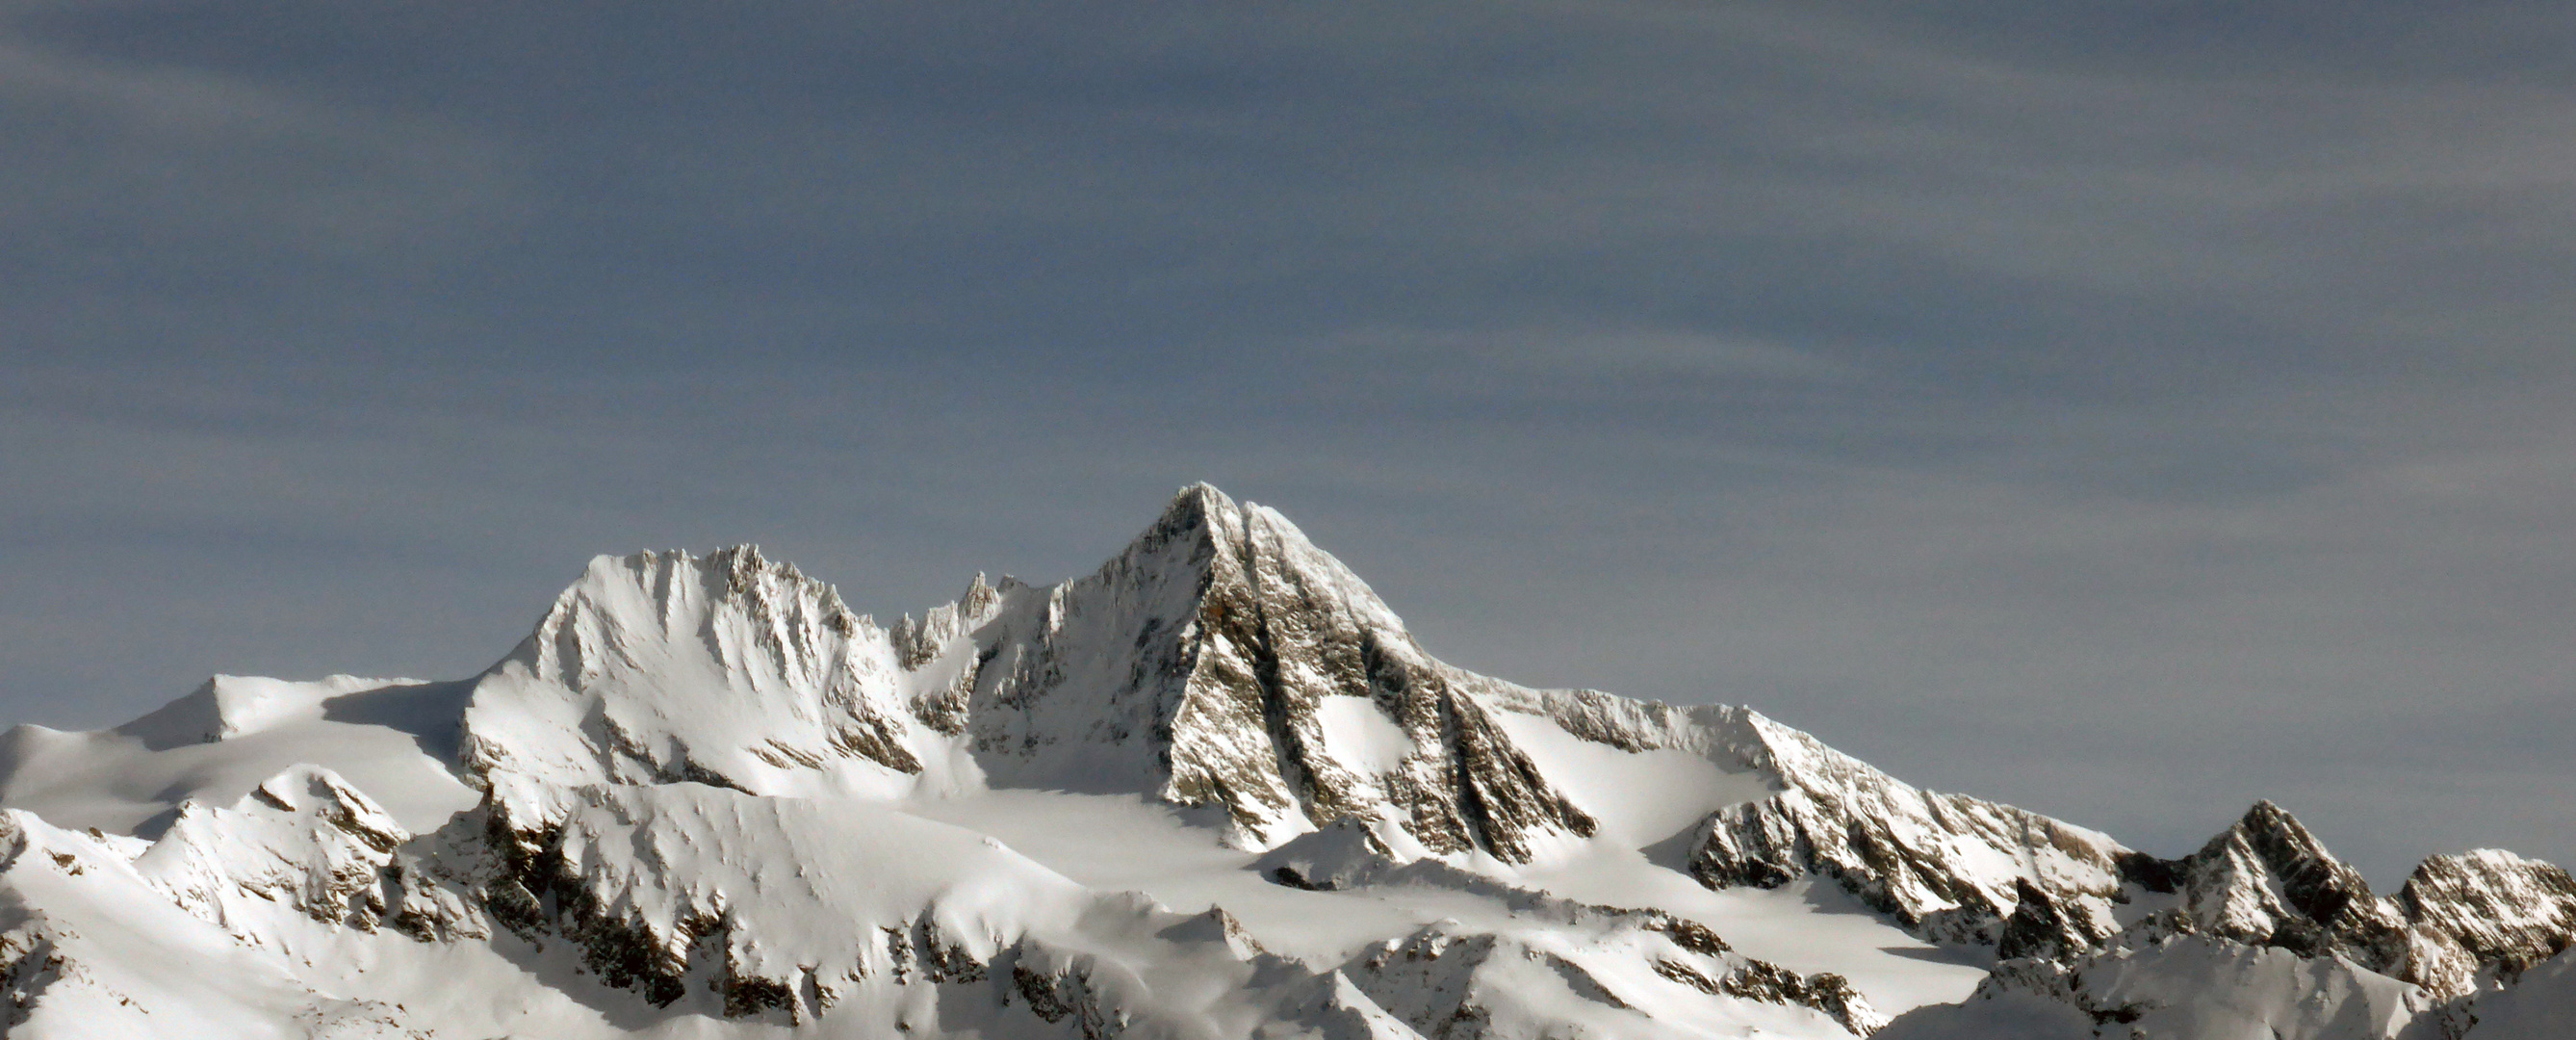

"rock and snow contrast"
[2, 483, 2568, 1039]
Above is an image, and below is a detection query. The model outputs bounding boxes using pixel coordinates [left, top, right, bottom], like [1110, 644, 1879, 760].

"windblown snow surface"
[2, 484, 2567, 1039]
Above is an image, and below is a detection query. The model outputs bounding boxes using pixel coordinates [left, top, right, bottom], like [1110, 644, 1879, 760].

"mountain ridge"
[1, 482, 2567, 1039]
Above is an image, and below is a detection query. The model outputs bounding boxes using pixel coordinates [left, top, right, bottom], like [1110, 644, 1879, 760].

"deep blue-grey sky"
[5, 0, 2572, 884]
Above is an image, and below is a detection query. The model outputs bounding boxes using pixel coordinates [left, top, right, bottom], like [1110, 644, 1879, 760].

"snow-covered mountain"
[2, 483, 2567, 1039]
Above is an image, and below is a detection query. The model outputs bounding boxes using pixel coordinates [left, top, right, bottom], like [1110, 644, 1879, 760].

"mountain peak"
[1132, 481, 1240, 546]
[1115, 481, 1262, 576]
[954, 483, 1600, 858]
[2169, 800, 2409, 968]
[455, 546, 947, 796]
[2222, 799, 2338, 869]
[18, 489, 2576, 1038]
[1170, 480, 1235, 514]
[2399, 848, 2576, 992]
[115, 674, 400, 751]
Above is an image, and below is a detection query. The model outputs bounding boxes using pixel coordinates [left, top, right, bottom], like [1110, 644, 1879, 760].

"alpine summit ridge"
[1, 483, 2567, 1039]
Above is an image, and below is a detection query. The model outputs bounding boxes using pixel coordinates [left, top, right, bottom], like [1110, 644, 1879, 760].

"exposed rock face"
[455, 487, 1607, 863]
[1687, 773, 2576, 1013]
[1343, 915, 1885, 1039]
[1679, 711, 2130, 948]
[2399, 849, 2576, 997]
[1907, 799, 2576, 1033]
[444, 489, 2576, 1018]
[424, 769, 1880, 1035]
[0, 807, 441, 1038]
[2076, 802, 2576, 1002]
[458, 774, 1088, 1018]
[134, 766, 414, 938]
[1668, 745, 2576, 1034]
[954, 484, 1598, 860]
[1638, 923, 1887, 1038]
[2166, 801, 2411, 968]
[16, 481, 2576, 1039]
[1260, 852, 1892, 1038]
[1995, 877, 2111, 964]
[1915, 934, 2437, 1040]
[1254, 818, 1397, 891]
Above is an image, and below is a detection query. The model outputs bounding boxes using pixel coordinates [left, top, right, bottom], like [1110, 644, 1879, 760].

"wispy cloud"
[1304, 325, 1868, 383]
[3, 0, 2572, 882]
[0, 23, 527, 268]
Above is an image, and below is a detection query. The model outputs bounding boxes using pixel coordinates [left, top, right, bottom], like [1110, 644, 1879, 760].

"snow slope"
[2, 483, 2568, 1039]
[0, 675, 477, 837]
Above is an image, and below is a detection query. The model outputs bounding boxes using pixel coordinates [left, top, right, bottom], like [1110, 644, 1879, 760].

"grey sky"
[4, 0, 2572, 885]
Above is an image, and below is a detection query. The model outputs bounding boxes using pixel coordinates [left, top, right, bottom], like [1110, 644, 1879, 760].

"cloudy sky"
[5, 0, 2572, 884]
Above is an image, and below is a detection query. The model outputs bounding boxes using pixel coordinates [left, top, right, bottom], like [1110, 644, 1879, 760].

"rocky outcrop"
[2398, 849, 2576, 998]
[1, 808, 437, 1038]
[24, 482, 2576, 1040]
[1944, 802, 2576, 1014]
[1916, 935, 2435, 1040]
[1346, 928, 1593, 1038]
[1995, 877, 2113, 964]
[452, 488, 1610, 864]
[1255, 818, 1397, 891]
[1003, 941, 1138, 1039]
[1681, 768, 2576, 1017]
[457, 776, 1075, 1018]
[2164, 801, 2411, 968]
[1647, 912, 1888, 1034]
[132, 766, 415, 938]
[1679, 712, 2130, 948]
[1280, 856, 1891, 1037]
[954, 484, 1598, 860]
[1343, 913, 1886, 1039]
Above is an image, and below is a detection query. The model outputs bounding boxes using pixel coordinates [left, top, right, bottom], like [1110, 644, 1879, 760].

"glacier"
[1, 483, 2567, 1039]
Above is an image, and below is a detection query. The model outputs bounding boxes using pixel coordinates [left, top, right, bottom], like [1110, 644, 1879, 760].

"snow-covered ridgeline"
[1471, 680, 2149, 955]
[3, 753, 1888, 1038]
[0, 806, 436, 1038]
[445, 487, 1614, 866]
[945, 484, 1603, 861]
[1879, 804, 2576, 1037]
[447, 484, 2127, 917]
[458, 771, 1311, 1029]
[5, 481, 2575, 1039]
[457, 545, 990, 799]
[132, 766, 417, 942]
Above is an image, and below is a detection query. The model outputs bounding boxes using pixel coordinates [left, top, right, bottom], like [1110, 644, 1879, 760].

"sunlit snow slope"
[3, 484, 2567, 1039]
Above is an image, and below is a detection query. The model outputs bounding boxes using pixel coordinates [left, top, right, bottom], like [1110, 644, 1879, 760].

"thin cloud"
[1306, 326, 1869, 384]
[0, 28, 528, 262]
[3, 0, 2572, 888]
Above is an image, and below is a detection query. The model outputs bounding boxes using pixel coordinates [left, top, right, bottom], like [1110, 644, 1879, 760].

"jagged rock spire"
[961, 482, 1597, 859]
[2175, 801, 2409, 966]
